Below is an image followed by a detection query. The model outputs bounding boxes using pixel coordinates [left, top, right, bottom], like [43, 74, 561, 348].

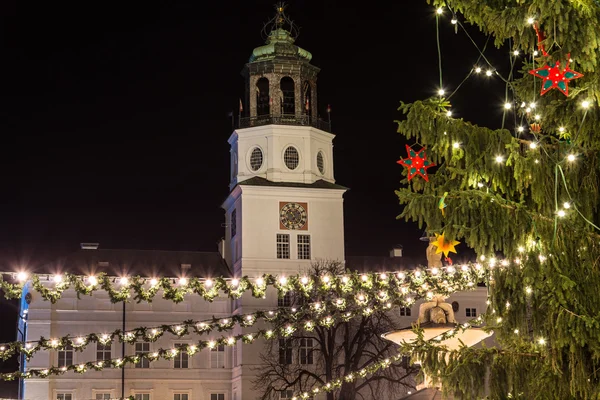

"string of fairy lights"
[429, 5, 599, 235]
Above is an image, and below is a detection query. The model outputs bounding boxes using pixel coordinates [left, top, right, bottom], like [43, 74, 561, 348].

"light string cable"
[0, 278, 411, 361]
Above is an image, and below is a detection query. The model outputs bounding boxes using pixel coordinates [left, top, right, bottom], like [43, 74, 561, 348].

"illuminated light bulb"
[179, 277, 188, 286]
[246, 334, 253, 341]
[221, 319, 229, 325]
[495, 155, 504, 163]
[151, 329, 158, 335]
[88, 275, 98, 286]
[539, 255, 547, 262]
[61, 366, 67, 371]
[227, 337, 235, 345]
[446, 110, 452, 117]
[559, 126, 565, 133]
[447, 266, 455, 273]
[533, 50, 539, 56]
[255, 277, 264, 286]
[514, 329, 519, 334]
[582, 100, 591, 109]
[530, 102, 536, 109]
[414, 270, 421, 278]
[426, 291, 434, 299]
[336, 298, 343, 305]
[397, 272, 405, 280]
[208, 341, 216, 348]
[461, 264, 468, 271]
[361, 274, 368, 282]
[0, 346, 4, 351]
[431, 267, 439, 275]
[534, 114, 541, 121]
[231, 278, 239, 287]
[76, 337, 84, 344]
[17, 272, 28, 282]
[525, 107, 532, 113]
[486, 70, 493, 77]
[357, 294, 365, 301]
[475, 263, 483, 270]
[25, 343, 32, 349]
[246, 315, 253, 321]
[504, 102, 512, 110]
[477, 182, 484, 188]
[197, 322, 207, 329]
[527, 17, 535, 24]
[525, 286, 532, 294]
[557, 209, 566, 218]
[513, 50, 519, 56]
[406, 297, 413, 303]
[566, 153, 576, 162]
[150, 278, 158, 286]
[538, 338, 546, 345]
[152, 352, 158, 357]
[300, 276, 309, 284]
[563, 202, 571, 209]
[451, 18, 457, 24]
[341, 276, 349, 283]
[475, 67, 482, 73]
[379, 291, 387, 298]
[380, 273, 387, 280]
[120, 277, 129, 286]
[486, 299, 491, 305]
[204, 279, 213, 288]
[171, 348, 178, 355]
[501, 259, 509, 267]
[175, 325, 183, 332]
[42, 369, 49, 374]
[453, 142, 460, 149]
[518, 246, 525, 253]
[529, 142, 537, 149]
[50, 339, 58, 347]
[436, 7, 443, 14]
[517, 126, 524, 133]
[322, 275, 330, 283]
[438, 89, 445, 96]
[53, 274, 63, 283]
[400, 287, 408, 294]
[534, 159, 539, 164]
[489, 258, 497, 266]
[268, 311, 274, 316]
[279, 277, 288, 285]
[101, 334, 109, 341]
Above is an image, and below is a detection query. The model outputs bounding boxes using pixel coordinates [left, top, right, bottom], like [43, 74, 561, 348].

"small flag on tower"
[305, 97, 310, 111]
[239, 98, 243, 112]
[327, 104, 331, 113]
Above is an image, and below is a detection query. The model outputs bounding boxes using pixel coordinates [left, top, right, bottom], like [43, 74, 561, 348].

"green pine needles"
[394, 1, 600, 398]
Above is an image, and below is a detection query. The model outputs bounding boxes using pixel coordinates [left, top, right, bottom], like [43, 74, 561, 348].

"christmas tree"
[395, 0, 600, 398]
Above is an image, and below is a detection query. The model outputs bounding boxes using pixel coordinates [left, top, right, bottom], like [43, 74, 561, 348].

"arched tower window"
[256, 77, 270, 116]
[280, 77, 295, 115]
[303, 81, 312, 117]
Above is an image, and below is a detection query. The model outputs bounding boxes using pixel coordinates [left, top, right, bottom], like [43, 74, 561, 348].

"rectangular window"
[299, 338, 314, 365]
[135, 394, 151, 400]
[174, 343, 189, 369]
[231, 209, 237, 238]
[95, 394, 111, 400]
[278, 292, 292, 307]
[56, 394, 73, 400]
[174, 394, 189, 400]
[466, 308, 477, 317]
[210, 394, 225, 400]
[276, 234, 290, 259]
[57, 345, 73, 367]
[211, 344, 225, 368]
[297, 234, 311, 260]
[135, 342, 150, 368]
[96, 343, 112, 362]
[279, 338, 292, 365]
[399, 307, 411, 316]
[280, 390, 294, 399]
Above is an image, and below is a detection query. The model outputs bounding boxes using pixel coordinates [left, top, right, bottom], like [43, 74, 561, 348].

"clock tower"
[221, 3, 347, 279]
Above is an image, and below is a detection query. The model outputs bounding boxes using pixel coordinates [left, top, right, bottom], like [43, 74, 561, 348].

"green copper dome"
[249, 28, 312, 63]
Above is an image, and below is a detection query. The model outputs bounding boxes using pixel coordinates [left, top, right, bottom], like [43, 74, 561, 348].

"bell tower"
[222, 2, 346, 278]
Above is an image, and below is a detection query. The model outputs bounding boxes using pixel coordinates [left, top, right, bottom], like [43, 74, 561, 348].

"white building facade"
[20, 6, 488, 400]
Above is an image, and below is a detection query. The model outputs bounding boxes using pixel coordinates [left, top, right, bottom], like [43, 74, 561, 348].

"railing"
[239, 114, 331, 132]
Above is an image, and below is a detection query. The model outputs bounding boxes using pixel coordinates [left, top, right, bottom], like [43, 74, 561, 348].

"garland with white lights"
[0, 265, 487, 304]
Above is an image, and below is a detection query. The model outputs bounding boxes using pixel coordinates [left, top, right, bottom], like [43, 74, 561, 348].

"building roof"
[344, 255, 411, 272]
[239, 176, 348, 190]
[37, 248, 231, 278]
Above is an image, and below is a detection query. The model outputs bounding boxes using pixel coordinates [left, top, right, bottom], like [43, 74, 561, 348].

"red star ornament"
[529, 57, 583, 96]
[397, 145, 435, 181]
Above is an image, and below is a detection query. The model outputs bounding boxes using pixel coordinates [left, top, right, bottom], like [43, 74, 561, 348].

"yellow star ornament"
[432, 232, 460, 257]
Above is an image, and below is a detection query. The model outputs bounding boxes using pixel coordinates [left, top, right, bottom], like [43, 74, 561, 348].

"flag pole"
[327, 104, 332, 130]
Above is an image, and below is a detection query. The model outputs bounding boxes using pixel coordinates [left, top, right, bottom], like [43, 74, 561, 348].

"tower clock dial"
[279, 202, 308, 230]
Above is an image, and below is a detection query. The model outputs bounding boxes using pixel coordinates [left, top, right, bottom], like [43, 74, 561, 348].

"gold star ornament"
[432, 232, 460, 257]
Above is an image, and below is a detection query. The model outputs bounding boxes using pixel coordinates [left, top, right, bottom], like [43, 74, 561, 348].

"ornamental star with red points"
[397, 145, 435, 181]
[529, 56, 583, 96]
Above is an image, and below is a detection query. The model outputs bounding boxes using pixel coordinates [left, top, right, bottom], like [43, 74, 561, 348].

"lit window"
[95, 394, 111, 400]
[56, 394, 73, 400]
[280, 390, 294, 399]
[135, 342, 150, 368]
[211, 394, 225, 400]
[174, 343, 189, 369]
[297, 235, 311, 260]
[279, 338, 293, 365]
[57, 345, 73, 367]
[399, 307, 411, 316]
[96, 343, 111, 362]
[278, 292, 292, 307]
[211, 344, 225, 368]
[277, 234, 290, 259]
[284, 146, 300, 170]
[466, 308, 477, 317]
[135, 394, 151, 400]
[174, 394, 189, 400]
[231, 209, 237, 238]
[299, 338, 314, 365]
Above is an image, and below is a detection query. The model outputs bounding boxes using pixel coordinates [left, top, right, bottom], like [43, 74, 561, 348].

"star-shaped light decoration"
[529, 56, 583, 96]
[397, 145, 435, 181]
[431, 232, 460, 257]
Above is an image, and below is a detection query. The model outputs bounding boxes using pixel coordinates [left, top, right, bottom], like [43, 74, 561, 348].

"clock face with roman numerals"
[279, 202, 308, 230]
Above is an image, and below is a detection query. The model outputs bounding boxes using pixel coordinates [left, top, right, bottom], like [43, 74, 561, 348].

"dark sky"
[0, 1, 511, 393]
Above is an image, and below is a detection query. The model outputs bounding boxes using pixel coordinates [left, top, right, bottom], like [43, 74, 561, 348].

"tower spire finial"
[262, 2, 299, 42]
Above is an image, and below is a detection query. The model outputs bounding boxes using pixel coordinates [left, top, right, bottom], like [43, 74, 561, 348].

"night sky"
[0, 1, 508, 394]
